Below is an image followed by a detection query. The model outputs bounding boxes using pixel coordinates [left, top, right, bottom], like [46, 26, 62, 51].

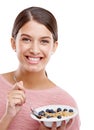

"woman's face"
[11, 20, 58, 72]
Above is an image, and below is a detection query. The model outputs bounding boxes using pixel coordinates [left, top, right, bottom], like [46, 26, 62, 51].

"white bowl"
[30, 105, 78, 128]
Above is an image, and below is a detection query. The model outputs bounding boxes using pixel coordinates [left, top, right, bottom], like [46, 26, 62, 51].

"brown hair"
[11, 6, 58, 42]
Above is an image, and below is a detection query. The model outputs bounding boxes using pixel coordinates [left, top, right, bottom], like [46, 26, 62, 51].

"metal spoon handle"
[30, 105, 41, 119]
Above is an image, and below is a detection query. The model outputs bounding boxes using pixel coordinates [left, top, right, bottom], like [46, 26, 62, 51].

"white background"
[0, 0, 94, 130]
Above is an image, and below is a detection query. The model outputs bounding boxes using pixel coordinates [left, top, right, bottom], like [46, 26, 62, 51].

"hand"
[6, 81, 26, 117]
[39, 119, 73, 130]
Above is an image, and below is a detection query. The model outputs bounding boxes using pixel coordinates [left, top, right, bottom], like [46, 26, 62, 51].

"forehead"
[18, 20, 52, 38]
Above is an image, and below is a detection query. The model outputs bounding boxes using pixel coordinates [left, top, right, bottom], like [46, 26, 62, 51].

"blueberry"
[38, 110, 45, 116]
[46, 115, 52, 118]
[69, 109, 73, 112]
[57, 115, 62, 119]
[46, 109, 55, 113]
[45, 109, 50, 113]
[63, 108, 68, 111]
[50, 109, 55, 113]
[57, 108, 62, 112]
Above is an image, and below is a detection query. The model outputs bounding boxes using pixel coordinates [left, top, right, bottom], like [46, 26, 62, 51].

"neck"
[13, 69, 48, 89]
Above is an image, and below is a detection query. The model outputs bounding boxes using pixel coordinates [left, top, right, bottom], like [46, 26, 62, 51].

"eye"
[21, 37, 31, 43]
[41, 40, 49, 45]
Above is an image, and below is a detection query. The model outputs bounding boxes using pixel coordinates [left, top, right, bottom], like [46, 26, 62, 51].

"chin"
[26, 68, 42, 73]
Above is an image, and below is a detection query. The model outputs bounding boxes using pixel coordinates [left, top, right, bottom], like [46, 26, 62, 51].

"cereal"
[37, 107, 74, 119]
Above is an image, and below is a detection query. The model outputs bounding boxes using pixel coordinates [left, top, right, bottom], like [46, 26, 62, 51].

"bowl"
[30, 105, 78, 128]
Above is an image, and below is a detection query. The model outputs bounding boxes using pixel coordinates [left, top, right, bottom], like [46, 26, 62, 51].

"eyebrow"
[21, 34, 51, 39]
[21, 34, 31, 38]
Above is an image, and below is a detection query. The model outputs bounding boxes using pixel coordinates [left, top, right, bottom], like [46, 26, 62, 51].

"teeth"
[28, 57, 40, 61]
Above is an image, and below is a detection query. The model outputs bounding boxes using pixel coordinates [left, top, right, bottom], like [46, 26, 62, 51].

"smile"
[26, 56, 42, 64]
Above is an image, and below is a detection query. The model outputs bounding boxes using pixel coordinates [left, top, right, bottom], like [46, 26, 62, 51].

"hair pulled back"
[12, 6, 58, 42]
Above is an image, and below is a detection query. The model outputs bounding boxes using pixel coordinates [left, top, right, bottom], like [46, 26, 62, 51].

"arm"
[0, 81, 26, 130]
[0, 113, 14, 130]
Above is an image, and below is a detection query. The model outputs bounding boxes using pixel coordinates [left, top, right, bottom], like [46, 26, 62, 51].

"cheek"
[16, 46, 26, 62]
[42, 45, 53, 55]
[43, 48, 52, 58]
[16, 44, 27, 53]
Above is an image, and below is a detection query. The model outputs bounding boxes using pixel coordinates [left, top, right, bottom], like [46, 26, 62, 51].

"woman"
[0, 6, 80, 130]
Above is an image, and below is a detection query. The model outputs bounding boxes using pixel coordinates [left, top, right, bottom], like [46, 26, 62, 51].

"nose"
[29, 42, 40, 54]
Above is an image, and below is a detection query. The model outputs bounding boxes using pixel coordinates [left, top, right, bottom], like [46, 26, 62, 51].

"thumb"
[13, 81, 25, 92]
[18, 81, 23, 86]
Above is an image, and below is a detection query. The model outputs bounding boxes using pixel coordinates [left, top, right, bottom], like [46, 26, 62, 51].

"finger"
[51, 122, 57, 130]
[8, 97, 22, 107]
[12, 93, 25, 104]
[13, 81, 25, 92]
[59, 120, 66, 130]
[39, 122, 50, 130]
[66, 119, 73, 128]
[12, 98, 23, 106]
[8, 91, 26, 104]
[39, 122, 45, 128]
[8, 89, 26, 99]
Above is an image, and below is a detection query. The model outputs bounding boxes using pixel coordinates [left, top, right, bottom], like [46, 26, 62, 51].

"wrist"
[0, 113, 14, 130]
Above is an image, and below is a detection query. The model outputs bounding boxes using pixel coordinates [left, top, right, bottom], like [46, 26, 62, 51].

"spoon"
[31, 108, 41, 119]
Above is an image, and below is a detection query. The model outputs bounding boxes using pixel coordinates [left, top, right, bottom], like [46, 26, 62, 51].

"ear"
[11, 37, 16, 51]
[52, 41, 58, 54]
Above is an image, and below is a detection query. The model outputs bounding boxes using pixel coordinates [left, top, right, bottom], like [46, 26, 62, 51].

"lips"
[26, 56, 42, 64]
